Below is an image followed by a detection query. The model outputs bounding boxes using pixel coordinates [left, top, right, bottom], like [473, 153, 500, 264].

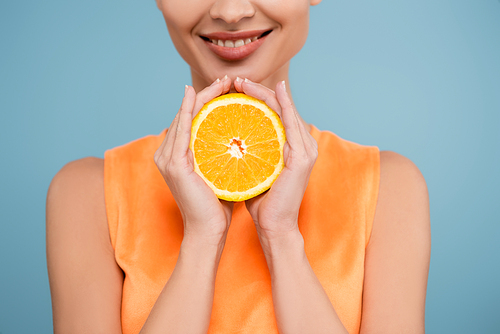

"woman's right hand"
[143, 78, 234, 333]
[154, 76, 233, 247]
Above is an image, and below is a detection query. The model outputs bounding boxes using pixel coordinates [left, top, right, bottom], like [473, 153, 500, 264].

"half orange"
[190, 93, 286, 201]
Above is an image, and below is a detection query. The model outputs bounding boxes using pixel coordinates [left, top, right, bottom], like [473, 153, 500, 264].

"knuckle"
[308, 155, 317, 168]
[168, 159, 178, 171]
[166, 159, 186, 177]
[156, 158, 167, 171]
[301, 151, 317, 168]
[153, 151, 161, 165]
[155, 153, 171, 171]
[311, 137, 318, 151]
[310, 148, 319, 162]
[299, 152, 309, 163]
[164, 163, 177, 178]
[295, 153, 310, 169]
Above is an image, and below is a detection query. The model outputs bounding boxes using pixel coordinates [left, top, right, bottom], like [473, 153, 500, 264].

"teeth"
[210, 36, 260, 47]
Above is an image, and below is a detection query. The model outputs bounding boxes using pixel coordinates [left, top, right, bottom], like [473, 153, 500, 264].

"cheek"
[263, 0, 310, 23]
[166, 2, 198, 19]
[283, 0, 310, 34]
[268, 1, 310, 59]
[159, 0, 204, 40]
[159, 0, 206, 62]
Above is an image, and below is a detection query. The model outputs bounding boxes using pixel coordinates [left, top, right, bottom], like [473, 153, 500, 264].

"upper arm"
[46, 157, 123, 334]
[360, 151, 431, 333]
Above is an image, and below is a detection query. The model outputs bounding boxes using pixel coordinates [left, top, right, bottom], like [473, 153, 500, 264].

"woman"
[46, 0, 430, 333]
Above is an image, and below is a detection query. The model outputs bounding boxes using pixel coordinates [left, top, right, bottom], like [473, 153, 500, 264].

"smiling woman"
[158, 0, 315, 90]
[46, 1, 430, 334]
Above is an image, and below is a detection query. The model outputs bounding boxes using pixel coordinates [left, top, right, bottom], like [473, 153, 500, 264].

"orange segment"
[238, 105, 265, 140]
[190, 93, 286, 201]
[243, 154, 275, 183]
[246, 140, 281, 164]
[203, 105, 237, 139]
[236, 159, 258, 192]
[213, 156, 237, 191]
[245, 117, 278, 145]
[196, 120, 229, 144]
[198, 153, 232, 183]
[194, 139, 229, 164]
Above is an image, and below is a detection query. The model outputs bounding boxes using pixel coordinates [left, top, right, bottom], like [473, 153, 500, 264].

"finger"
[244, 190, 265, 215]
[221, 75, 231, 94]
[275, 80, 304, 150]
[155, 109, 181, 163]
[172, 85, 196, 158]
[157, 83, 193, 161]
[294, 108, 316, 149]
[283, 141, 291, 163]
[234, 77, 244, 93]
[293, 110, 317, 153]
[192, 75, 231, 116]
[210, 78, 221, 87]
[239, 78, 282, 116]
[158, 77, 226, 162]
[220, 199, 235, 223]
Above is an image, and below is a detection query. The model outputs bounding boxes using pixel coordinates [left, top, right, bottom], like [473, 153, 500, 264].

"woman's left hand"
[235, 79, 350, 334]
[234, 78, 318, 252]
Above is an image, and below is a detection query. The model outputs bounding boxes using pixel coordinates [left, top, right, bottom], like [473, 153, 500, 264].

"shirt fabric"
[104, 125, 380, 334]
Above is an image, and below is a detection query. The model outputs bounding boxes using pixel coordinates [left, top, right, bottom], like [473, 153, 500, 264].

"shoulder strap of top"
[310, 125, 380, 247]
[104, 131, 167, 250]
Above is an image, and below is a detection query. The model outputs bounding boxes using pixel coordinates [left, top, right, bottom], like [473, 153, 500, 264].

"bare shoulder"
[379, 150, 428, 199]
[46, 157, 109, 248]
[360, 151, 431, 333]
[47, 157, 123, 333]
[375, 151, 430, 231]
[47, 157, 105, 209]
[374, 150, 430, 256]
[49, 156, 104, 189]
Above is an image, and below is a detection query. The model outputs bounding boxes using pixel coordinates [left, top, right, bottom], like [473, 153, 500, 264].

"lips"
[200, 29, 272, 61]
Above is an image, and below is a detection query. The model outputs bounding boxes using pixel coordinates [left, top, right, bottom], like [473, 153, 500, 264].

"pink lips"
[200, 29, 271, 61]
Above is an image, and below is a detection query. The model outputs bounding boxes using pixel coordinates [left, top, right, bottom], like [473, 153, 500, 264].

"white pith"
[227, 138, 247, 159]
[190, 94, 286, 202]
[210, 36, 258, 48]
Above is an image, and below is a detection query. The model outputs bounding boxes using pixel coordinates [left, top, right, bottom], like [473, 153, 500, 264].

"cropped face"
[156, 0, 321, 88]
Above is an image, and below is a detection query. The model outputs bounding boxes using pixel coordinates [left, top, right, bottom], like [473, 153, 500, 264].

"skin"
[46, 0, 431, 333]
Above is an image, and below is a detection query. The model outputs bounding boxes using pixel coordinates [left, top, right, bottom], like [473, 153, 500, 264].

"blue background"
[1, 0, 499, 332]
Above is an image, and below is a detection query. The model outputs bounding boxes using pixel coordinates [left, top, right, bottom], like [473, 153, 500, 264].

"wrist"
[257, 227, 306, 272]
[182, 218, 229, 247]
[180, 233, 227, 266]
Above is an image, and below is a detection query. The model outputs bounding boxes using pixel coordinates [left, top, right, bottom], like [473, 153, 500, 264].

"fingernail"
[282, 80, 286, 91]
[244, 78, 252, 83]
[210, 78, 220, 87]
[184, 85, 189, 95]
[235, 76, 242, 83]
[223, 75, 228, 81]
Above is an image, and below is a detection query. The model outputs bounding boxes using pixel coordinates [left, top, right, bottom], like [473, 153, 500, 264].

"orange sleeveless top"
[104, 125, 379, 334]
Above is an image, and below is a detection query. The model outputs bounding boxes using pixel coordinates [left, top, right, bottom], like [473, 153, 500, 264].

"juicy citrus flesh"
[190, 93, 286, 201]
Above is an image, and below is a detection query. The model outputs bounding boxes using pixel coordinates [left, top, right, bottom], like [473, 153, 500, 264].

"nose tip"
[210, 0, 255, 24]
